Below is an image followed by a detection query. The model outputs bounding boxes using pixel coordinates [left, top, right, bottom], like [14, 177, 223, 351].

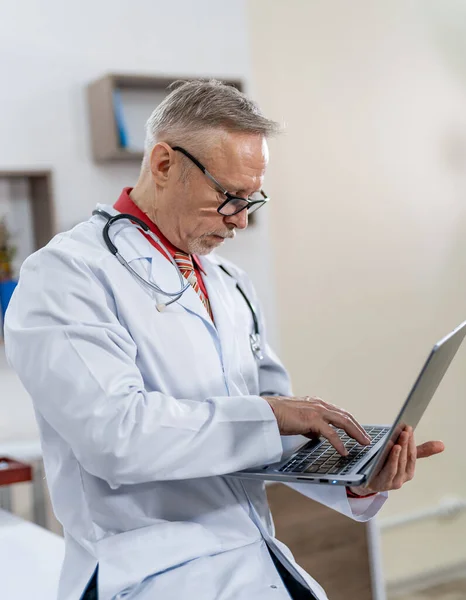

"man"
[5, 80, 444, 599]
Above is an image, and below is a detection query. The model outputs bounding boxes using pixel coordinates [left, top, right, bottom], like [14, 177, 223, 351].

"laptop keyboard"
[278, 426, 390, 476]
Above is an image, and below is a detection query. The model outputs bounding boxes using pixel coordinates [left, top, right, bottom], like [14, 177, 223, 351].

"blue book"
[0, 279, 17, 324]
[112, 89, 128, 149]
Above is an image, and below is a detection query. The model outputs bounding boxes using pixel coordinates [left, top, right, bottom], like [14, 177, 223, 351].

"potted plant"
[0, 218, 18, 321]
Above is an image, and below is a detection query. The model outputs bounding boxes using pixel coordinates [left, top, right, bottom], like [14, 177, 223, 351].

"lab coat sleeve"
[233, 266, 388, 521]
[4, 248, 283, 488]
[285, 483, 388, 522]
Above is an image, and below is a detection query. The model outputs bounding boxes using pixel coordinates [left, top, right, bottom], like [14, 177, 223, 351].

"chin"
[193, 243, 219, 256]
[189, 237, 225, 256]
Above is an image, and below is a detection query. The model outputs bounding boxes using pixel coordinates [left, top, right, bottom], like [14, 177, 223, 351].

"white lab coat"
[4, 205, 387, 600]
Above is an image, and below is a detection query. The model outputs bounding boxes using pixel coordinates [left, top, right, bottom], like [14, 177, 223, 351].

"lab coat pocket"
[114, 556, 215, 600]
[96, 521, 220, 600]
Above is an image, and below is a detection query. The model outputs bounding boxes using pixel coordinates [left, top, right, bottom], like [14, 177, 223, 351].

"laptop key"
[328, 465, 342, 474]
[305, 464, 320, 473]
[319, 465, 334, 474]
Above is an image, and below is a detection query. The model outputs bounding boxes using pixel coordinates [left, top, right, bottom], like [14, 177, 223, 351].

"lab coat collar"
[92, 204, 152, 263]
[94, 202, 206, 274]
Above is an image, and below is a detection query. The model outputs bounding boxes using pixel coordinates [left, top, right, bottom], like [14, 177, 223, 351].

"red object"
[0, 457, 33, 487]
[114, 188, 210, 300]
[346, 487, 377, 499]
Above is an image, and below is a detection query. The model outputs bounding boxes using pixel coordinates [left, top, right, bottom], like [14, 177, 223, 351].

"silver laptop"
[232, 320, 466, 488]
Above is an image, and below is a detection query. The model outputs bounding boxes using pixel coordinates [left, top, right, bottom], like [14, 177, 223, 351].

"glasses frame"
[172, 146, 269, 216]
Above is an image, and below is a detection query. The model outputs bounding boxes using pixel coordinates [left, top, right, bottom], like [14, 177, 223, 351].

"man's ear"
[149, 143, 174, 187]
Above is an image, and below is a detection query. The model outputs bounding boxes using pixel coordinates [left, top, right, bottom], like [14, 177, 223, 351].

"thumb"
[416, 440, 445, 459]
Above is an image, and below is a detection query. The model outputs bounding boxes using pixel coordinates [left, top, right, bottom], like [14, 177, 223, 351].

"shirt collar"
[114, 188, 205, 273]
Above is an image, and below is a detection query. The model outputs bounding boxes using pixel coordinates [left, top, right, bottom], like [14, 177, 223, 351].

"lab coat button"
[270, 584, 278, 589]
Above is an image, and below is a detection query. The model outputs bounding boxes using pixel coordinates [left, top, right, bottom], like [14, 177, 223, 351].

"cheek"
[191, 205, 223, 232]
[192, 218, 222, 240]
[186, 188, 213, 215]
[181, 185, 223, 234]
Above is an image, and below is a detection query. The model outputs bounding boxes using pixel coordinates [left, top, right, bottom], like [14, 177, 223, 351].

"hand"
[263, 395, 371, 455]
[348, 426, 445, 496]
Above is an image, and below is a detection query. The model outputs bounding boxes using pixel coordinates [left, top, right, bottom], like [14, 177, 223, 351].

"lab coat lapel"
[200, 256, 239, 379]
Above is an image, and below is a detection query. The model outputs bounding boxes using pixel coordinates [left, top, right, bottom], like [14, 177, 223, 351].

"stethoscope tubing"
[93, 209, 262, 356]
[93, 209, 190, 306]
[217, 264, 260, 337]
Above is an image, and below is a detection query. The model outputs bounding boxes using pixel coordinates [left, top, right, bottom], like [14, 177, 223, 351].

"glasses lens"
[219, 197, 249, 216]
[248, 201, 266, 215]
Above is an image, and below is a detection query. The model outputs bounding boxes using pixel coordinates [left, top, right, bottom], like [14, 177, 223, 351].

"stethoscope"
[93, 209, 264, 361]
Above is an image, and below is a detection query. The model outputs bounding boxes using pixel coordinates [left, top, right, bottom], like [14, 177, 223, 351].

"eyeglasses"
[172, 146, 269, 216]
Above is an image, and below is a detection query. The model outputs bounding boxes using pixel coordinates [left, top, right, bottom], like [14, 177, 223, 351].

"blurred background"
[0, 1, 465, 598]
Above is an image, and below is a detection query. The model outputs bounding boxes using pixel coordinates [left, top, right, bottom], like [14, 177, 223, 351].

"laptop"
[232, 320, 466, 488]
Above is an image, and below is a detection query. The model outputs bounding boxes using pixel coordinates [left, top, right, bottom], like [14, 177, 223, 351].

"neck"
[129, 174, 155, 218]
[129, 175, 188, 254]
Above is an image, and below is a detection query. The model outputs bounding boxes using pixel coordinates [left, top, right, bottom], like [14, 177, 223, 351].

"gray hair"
[142, 79, 281, 172]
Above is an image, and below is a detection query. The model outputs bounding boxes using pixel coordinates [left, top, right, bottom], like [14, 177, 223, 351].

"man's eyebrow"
[217, 181, 246, 194]
[228, 185, 261, 196]
[215, 176, 260, 195]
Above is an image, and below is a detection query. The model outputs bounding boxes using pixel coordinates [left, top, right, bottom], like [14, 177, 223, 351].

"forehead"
[207, 132, 269, 187]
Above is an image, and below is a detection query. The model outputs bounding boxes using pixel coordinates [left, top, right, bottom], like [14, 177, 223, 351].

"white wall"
[0, 0, 280, 442]
[248, 0, 466, 586]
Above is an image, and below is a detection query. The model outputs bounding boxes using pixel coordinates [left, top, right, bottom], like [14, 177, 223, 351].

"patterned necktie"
[173, 251, 214, 321]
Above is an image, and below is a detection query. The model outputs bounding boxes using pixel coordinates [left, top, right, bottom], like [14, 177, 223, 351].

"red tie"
[173, 251, 214, 321]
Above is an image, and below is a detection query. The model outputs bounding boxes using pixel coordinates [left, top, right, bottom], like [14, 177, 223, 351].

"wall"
[248, 0, 466, 586]
[0, 0, 280, 442]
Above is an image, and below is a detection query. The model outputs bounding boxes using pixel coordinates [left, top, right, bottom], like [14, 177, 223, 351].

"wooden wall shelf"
[0, 170, 55, 250]
[87, 73, 243, 163]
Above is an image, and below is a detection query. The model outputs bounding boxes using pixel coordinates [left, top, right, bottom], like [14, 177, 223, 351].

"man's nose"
[224, 209, 248, 230]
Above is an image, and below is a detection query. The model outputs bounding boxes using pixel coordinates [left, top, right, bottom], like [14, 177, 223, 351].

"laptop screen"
[364, 320, 466, 481]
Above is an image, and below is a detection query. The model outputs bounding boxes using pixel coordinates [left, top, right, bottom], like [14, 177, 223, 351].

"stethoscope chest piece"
[249, 333, 264, 361]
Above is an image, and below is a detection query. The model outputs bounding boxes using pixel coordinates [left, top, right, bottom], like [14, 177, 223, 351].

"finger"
[416, 441, 445, 459]
[393, 431, 409, 488]
[319, 423, 348, 456]
[375, 444, 401, 490]
[406, 429, 416, 481]
[323, 409, 371, 446]
[336, 408, 372, 443]
[302, 397, 370, 445]
[320, 402, 371, 444]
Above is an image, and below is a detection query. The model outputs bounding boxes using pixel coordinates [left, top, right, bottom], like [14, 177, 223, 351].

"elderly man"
[5, 80, 443, 600]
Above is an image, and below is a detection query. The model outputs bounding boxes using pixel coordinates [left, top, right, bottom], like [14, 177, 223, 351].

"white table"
[0, 509, 64, 599]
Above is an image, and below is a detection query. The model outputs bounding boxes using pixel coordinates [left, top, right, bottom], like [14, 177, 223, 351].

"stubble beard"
[188, 230, 235, 256]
